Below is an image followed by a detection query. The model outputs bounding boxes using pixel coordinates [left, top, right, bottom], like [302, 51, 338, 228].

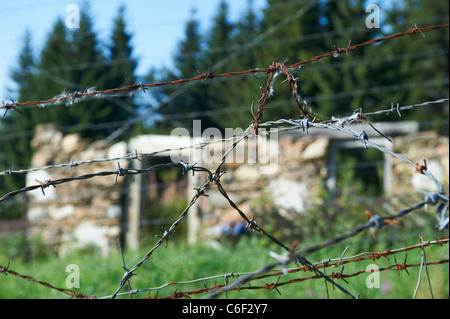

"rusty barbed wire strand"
[155, 236, 447, 299]
[286, 24, 449, 70]
[203, 189, 447, 298]
[4, 237, 445, 299]
[1, 24, 447, 114]
[0, 262, 95, 299]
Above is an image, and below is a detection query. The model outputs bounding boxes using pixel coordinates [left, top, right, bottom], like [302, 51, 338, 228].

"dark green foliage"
[148, 0, 448, 132]
[379, 0, 449, 132]
[0, 4, 138, 217]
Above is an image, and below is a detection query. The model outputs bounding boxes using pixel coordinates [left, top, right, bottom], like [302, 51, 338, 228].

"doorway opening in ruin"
[334, 147, 384, 197]
[327, 138, 392, 200]
[141, 156, 189, 240]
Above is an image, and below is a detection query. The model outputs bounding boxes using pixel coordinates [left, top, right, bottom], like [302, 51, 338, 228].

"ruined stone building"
[20, 122, 449, 255]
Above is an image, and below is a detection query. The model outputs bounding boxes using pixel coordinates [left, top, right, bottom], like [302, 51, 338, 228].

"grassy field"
[0, 227, 448, 299]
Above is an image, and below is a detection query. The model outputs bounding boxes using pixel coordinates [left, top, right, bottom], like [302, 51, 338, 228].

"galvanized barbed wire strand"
[0, 132, 247, 176]
[1, 96, 446, 181]
[0, 161, 205, 203]
[257, 98, 449, 130]
[259, 112, 447, 195]
[363, 98, 449, 117]
[257, 115, 449, 231]
[413, 236, 434, 299]
[300, 200, 435, 256]
[109, 132, 252, 298]
[1, 24, 447, 113]
[109, 176, 212, 299]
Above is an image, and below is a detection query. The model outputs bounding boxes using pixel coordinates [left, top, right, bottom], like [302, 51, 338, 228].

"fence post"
[187, 159, 201, 246]
[125, 156, 145, 250]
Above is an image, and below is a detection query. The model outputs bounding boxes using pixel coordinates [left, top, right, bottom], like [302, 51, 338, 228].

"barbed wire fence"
[0, 22, 449, 299]
[1, 236, 447, 299]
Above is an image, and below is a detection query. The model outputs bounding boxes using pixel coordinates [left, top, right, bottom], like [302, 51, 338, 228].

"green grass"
[0, 229, 448, 299]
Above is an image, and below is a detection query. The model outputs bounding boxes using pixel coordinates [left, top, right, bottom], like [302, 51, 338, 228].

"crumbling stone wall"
[26, 124, 128, 256]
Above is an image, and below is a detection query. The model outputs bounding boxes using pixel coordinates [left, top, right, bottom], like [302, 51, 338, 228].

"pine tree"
[306, 0, 381, 119]
[1, 29, 39, 168]
[201, 0, 238, 131]
[108, 6, 137, 84]
[63, 4, 111, 138]
[0, 30, 39, 217]
[208, 0, 262, 130]
[1, 4, 141, 213]
[103, 5, 139, 139]
[204, 0, 235, 70]
[34, 18, 73, 125]
[149, 8, 218, 133]
[379, 0, 449, 131]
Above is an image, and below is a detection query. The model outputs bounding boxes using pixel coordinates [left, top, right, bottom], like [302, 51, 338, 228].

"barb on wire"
[126, 77, 147, 97]
[407, 23, 427, 37]
[1, 99, 23, 117]
[34, 179, 56, 195]
[155, 227, 176, 248]
[364, 98, 449, 117]
[334, 40, 352, 56]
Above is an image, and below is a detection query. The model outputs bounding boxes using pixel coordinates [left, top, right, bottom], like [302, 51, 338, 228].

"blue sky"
[0, 0, 266, 99]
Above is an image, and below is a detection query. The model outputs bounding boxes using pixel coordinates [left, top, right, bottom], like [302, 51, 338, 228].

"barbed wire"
[0, 22, 448, 300]
[0, 133, 240, 176]
[2, 236, 446, 299]
[0, 161, 205, 203]
[1, 24, 447, 115]
[202, 236, 449, 299]
[0, 96, 447, 180]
